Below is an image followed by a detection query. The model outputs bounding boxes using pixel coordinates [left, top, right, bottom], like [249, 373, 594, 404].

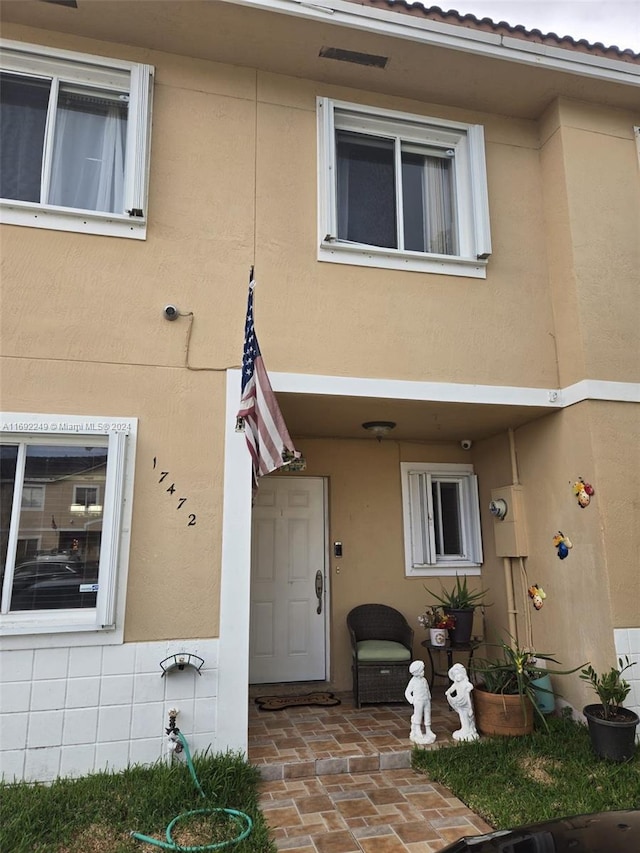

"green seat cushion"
[356, 640, 411, 662]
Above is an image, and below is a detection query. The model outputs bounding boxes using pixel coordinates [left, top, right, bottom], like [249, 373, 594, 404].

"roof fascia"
[219, 0, 640, 86]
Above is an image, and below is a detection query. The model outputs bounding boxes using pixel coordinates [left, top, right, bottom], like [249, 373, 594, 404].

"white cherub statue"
[405, 660, 436, 745]
[445, 663, 479, 741]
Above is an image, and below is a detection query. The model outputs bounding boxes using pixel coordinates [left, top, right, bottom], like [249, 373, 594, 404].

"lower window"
[400, 462, 483, 576]
[0, 415, 134, 635]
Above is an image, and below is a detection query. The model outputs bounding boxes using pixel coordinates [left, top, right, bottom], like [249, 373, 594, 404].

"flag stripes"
[237, 279, 298, 486]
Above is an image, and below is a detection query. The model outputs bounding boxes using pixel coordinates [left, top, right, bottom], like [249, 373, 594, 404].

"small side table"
[420, 639, 480, 689]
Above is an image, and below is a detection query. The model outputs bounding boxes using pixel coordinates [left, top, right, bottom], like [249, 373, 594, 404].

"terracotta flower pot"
[473, 687, 534, 736]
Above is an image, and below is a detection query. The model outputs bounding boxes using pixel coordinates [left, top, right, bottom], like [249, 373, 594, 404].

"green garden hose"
[131, 731, 253, 851]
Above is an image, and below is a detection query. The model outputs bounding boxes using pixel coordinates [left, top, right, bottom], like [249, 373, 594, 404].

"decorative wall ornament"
[159, 653, 204, 677]
[573, 477, 595, 508]
[553, 531, 572, 559]
[528, 584, 547, 610]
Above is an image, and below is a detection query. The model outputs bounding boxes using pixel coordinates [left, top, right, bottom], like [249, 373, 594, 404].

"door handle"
[315, 570, 323, 615]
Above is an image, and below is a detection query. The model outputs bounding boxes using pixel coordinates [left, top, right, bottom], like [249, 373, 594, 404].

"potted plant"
[418, 606, 455, 647]
[471, 638, 583, 736]
[580, 656, 638, 762]
[423, 574, 489, 644]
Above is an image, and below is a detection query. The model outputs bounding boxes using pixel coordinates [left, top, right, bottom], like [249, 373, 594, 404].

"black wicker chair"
[346, 604, 414, 707]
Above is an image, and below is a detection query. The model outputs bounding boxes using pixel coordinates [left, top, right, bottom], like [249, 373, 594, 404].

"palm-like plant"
[423, 574, 490, 610]
[580, 657, 636, 720]
[472, 637, 584, 729]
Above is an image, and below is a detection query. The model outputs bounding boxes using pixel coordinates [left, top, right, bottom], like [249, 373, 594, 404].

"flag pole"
[235, 265, 255, 433]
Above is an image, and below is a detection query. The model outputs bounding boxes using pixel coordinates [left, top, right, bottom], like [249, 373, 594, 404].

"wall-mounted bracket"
[160, 653, 204, 677]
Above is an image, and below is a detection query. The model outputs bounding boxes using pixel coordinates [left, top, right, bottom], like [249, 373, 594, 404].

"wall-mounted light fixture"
[362, 421, 396, 441]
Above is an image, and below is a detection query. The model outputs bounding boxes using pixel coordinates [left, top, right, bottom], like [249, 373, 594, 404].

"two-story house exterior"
[1, 0, 638, 783]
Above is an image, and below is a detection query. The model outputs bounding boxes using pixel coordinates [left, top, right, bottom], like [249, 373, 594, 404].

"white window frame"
[0, 39, 153, 240]
[21, 482, 45, 510]
[317, 97, 491, 278]
[400, 462, 483, 576]
[1, 413, 137, 646]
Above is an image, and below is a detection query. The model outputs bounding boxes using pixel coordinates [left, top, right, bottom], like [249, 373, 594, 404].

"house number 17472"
[153, 457, 196, 526]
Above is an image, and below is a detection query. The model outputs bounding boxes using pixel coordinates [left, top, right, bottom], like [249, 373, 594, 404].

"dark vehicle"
[438, 810, 639, 852]
[10, 558, 99, 611]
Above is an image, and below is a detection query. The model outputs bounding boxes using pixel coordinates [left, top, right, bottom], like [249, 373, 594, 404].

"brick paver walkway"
[249, 689, 493, 852]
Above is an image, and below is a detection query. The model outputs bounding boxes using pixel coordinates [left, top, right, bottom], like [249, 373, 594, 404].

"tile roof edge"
[351, 0, 640, 63]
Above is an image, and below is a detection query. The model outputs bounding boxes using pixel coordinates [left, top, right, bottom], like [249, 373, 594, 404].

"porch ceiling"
[2, 1, 638, 118]
[277, 393, 553, 441]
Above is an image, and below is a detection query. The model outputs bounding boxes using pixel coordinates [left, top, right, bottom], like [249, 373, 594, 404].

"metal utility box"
[490, 485, 528, 557]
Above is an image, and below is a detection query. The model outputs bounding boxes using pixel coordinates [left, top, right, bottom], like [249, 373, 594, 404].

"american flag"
[236, 278, 298, 486]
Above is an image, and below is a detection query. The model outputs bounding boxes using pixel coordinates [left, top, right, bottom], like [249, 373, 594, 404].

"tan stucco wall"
[540, 99, 640, 386]
[479, 404, 640, 713]
[0, 358, 223, 641]
[1, 23, 638, 660]
[1, 22, 562, 391]
[588, 401, 640, 629]
[275, 403, 639, 700]
[289, 439, 490, 692]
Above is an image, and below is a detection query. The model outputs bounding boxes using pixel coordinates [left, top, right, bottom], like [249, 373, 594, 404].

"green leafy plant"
[580, 656, 636, 720]
[423, 573, 490, 610]
[472, 637, 585, 729]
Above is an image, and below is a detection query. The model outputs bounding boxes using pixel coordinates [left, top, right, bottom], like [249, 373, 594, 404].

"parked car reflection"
[10, 557, 99, 610]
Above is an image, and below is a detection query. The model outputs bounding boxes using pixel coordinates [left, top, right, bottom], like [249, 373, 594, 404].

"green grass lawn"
[412, 712, 640, 830]
[0, 751, 276, 853]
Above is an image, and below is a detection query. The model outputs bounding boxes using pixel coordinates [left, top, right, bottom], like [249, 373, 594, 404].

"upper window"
[400, 462, 483, 576]
[0, 40, 153, 239]
[1, 414, 136, 638]
[317, 98, 491, 277]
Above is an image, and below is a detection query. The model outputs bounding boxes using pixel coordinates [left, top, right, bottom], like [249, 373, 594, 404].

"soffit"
[2, 1, 639, 118]
[277, 393, 553, 442]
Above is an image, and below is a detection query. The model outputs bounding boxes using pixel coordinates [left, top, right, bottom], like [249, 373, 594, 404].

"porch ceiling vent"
[319, 47, 388, 68]
[362, 421, 396, 440]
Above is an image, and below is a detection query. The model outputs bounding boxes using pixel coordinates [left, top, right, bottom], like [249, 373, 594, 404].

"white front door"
[249, 477, 327, 684]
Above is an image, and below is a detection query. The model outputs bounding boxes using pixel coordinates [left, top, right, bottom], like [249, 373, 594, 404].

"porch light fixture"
[362, 421, 396, 440]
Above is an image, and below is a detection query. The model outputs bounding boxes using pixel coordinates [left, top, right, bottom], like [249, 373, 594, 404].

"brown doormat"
[254, 692, 341, 711]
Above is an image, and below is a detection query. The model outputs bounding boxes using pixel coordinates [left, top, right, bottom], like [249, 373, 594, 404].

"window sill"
[319, 241, 488, 278]
[0, 612, 122, 650]
[407, 565, 482, 578]
[1, 201, 147, 240]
